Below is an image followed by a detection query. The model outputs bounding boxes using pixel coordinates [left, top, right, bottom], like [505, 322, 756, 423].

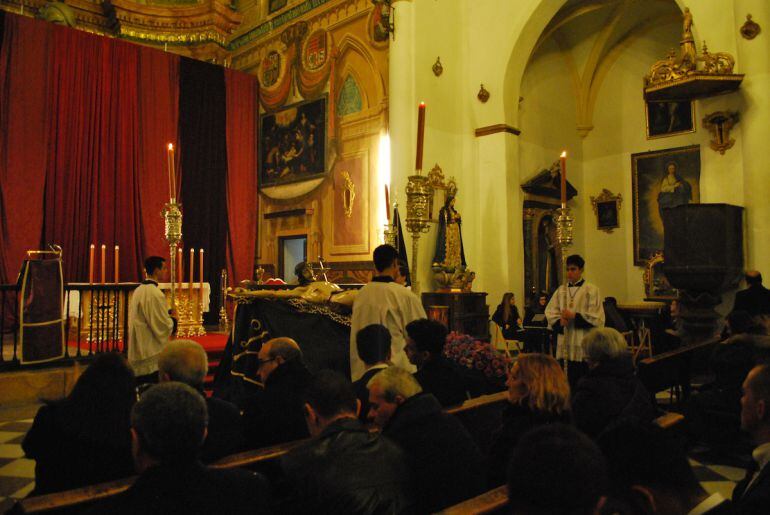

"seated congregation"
[16, 272, 770, 514]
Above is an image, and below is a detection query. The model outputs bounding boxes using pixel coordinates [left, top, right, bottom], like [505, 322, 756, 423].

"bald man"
[733, 271, 770, 318]
[242, 337, 312, 448]
[157, 340, 243, 462]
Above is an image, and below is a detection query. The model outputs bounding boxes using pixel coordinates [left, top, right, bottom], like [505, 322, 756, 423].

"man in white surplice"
[350, 245, 426, 381]
[545, 254, 605, 371]
[128, 256, 177, 383]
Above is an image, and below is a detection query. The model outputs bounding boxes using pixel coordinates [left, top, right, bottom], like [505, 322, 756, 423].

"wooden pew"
[447, 391, 508, 455]
[636, 338, 718, 401]
[15, 392, 509, 514]
[439, 485, 508, 514]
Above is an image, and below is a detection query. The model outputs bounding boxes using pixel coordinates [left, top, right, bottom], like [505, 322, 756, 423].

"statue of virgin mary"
[432, 183, 466, 271]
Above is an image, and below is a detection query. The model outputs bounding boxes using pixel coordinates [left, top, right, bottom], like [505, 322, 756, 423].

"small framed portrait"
[590, 189, 622, 233]
[645, 100, 695, 139]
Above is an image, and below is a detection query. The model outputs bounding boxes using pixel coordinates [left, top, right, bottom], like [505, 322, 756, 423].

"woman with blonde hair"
[488, 353, 571, 486]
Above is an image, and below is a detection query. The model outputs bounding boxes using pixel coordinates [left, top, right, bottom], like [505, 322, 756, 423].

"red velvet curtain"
[0, 14, 50, 284]
[41, 23, 178, 283]
[224, 68, 258, 284]
[138, 48, 180, 261]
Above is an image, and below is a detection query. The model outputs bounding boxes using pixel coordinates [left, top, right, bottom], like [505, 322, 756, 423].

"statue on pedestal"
[432, 181, 475, 291]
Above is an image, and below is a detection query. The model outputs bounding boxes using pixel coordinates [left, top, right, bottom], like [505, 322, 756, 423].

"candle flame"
[560, 151, 567, 158]
[419, 101, 425, 107]
[168, 143, 174, 150]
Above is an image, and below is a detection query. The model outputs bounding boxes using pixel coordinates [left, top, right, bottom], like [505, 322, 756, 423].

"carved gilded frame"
[590, 189, 622, 233]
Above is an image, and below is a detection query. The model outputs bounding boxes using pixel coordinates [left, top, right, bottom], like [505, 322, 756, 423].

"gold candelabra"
[163, 200, 183, 311]
[555, 205, 573, 375]
[383, 201, 398, 248]
[405, 174, 433, 294]
[219, 269, 229, 333]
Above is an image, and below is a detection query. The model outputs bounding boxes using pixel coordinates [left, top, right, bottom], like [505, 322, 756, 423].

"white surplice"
[545, 280, 605, 362]
[128, 281, 174, 376]
[349, 279, 426, 381]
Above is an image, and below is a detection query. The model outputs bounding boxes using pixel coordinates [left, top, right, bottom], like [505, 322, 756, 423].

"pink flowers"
[443, 331, 510, 380]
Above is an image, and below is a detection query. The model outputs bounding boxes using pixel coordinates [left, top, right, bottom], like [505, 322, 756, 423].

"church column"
[734, 0, 770, 268]
[472, 129, 525, 309]
[389, 0, 424, 283]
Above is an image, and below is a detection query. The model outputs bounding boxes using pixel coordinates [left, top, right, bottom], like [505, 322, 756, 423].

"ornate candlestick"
[383, 202, 398, 248]
[555, 205, 574, 374]
[163, 201, 183, 312]
[218, 268, 229, 333]
[405, 175, 433, 294]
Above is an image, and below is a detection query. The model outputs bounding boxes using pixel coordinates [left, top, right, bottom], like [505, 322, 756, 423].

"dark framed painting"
[268, 0, 287, 14]
[259, 96, 327, 188]
[645, 100, 695, 139]
[632, 145, 700, 265]
[597, 202, 619, 231]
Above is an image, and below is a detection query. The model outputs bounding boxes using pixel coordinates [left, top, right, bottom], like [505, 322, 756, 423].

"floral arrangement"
[443, 331, 510, 381]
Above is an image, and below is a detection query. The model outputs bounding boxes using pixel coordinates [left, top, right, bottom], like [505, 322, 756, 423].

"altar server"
[128, 256, 177, 383]
[350, 245, 426, 381]
[545, 254, 605, 383]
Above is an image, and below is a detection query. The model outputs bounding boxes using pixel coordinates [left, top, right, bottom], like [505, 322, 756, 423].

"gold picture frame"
[590, 189, 622, 233]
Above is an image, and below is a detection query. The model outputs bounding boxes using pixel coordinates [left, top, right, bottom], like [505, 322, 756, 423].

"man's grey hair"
[265, 337, 303, 361]
[157, 340, 208, 387]
[131, 382, 208, 462]
[367, 366, 422, 402]
[583, 327, 629, 363]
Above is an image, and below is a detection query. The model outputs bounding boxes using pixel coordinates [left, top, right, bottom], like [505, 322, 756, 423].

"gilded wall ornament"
[702, 111, 739, 154]
[741, 14, 761, 40]
[477, 84, 490, 103]
[432, 57, 443, 77]
[341, 171, 355, 218]
[644, 9, 743, 101]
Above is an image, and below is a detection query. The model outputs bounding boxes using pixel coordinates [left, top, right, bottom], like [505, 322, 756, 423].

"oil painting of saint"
[632, 145, 700, 265]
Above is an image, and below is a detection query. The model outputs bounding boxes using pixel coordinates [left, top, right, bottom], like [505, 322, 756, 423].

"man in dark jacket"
[405, 318, 468, 407]
[734, 364, 770, 514]
[572, 328, 656, 438]
[157, 339, 243, 462]
[280, 370, 414, 514]
[88, 382, 269, 514]
[352, 324, 391, 422]
[733, 271, 770, 318]
[242, 337, 312, 449]
[368, 366, 486, 513]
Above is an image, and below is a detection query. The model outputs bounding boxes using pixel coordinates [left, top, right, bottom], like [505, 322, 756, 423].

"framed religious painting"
[590, 189, 622, 233]
[259, 96, 327, 188]
[645, 100, 695, 139]
[632, 145, 700, 265]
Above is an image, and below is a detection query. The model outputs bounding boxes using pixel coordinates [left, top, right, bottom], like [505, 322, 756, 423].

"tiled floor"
[0, 418, 35, 514]
[0, 410, 748, 513]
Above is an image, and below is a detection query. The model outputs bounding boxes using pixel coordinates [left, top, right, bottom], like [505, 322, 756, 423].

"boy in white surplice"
[545, 254, 605, 382]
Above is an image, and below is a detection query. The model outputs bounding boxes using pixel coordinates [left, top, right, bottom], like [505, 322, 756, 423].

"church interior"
[0, 0, 769, 512]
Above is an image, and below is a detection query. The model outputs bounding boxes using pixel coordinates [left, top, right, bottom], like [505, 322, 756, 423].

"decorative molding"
[477, 84, 490, 103]
[474, 124, 521, 137]
[432, 56, 443, 77]
[740, 14, 761, 40]
[264, 208, 313, 219]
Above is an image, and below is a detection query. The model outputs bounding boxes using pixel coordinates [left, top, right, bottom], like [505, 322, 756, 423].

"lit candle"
[114, 245, 119, 284]
[415, 102, 426, 171]
[88, 244, 95, 284]
[189, 248, 194, 299]
[177, 247, 183, 283]
[167, 143, 175, 202]
[560, 151, 567, 208]
[199, 248, 204, 303]
[101, 244, 106, 284]
[385, 185, 391, 223]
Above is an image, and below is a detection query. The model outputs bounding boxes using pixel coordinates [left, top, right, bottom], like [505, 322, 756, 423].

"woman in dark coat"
[488, 353, 571, 486]
[492, 292, 523, 340]
[571, 327, 656, 439]
[23, 353, 137, 496]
